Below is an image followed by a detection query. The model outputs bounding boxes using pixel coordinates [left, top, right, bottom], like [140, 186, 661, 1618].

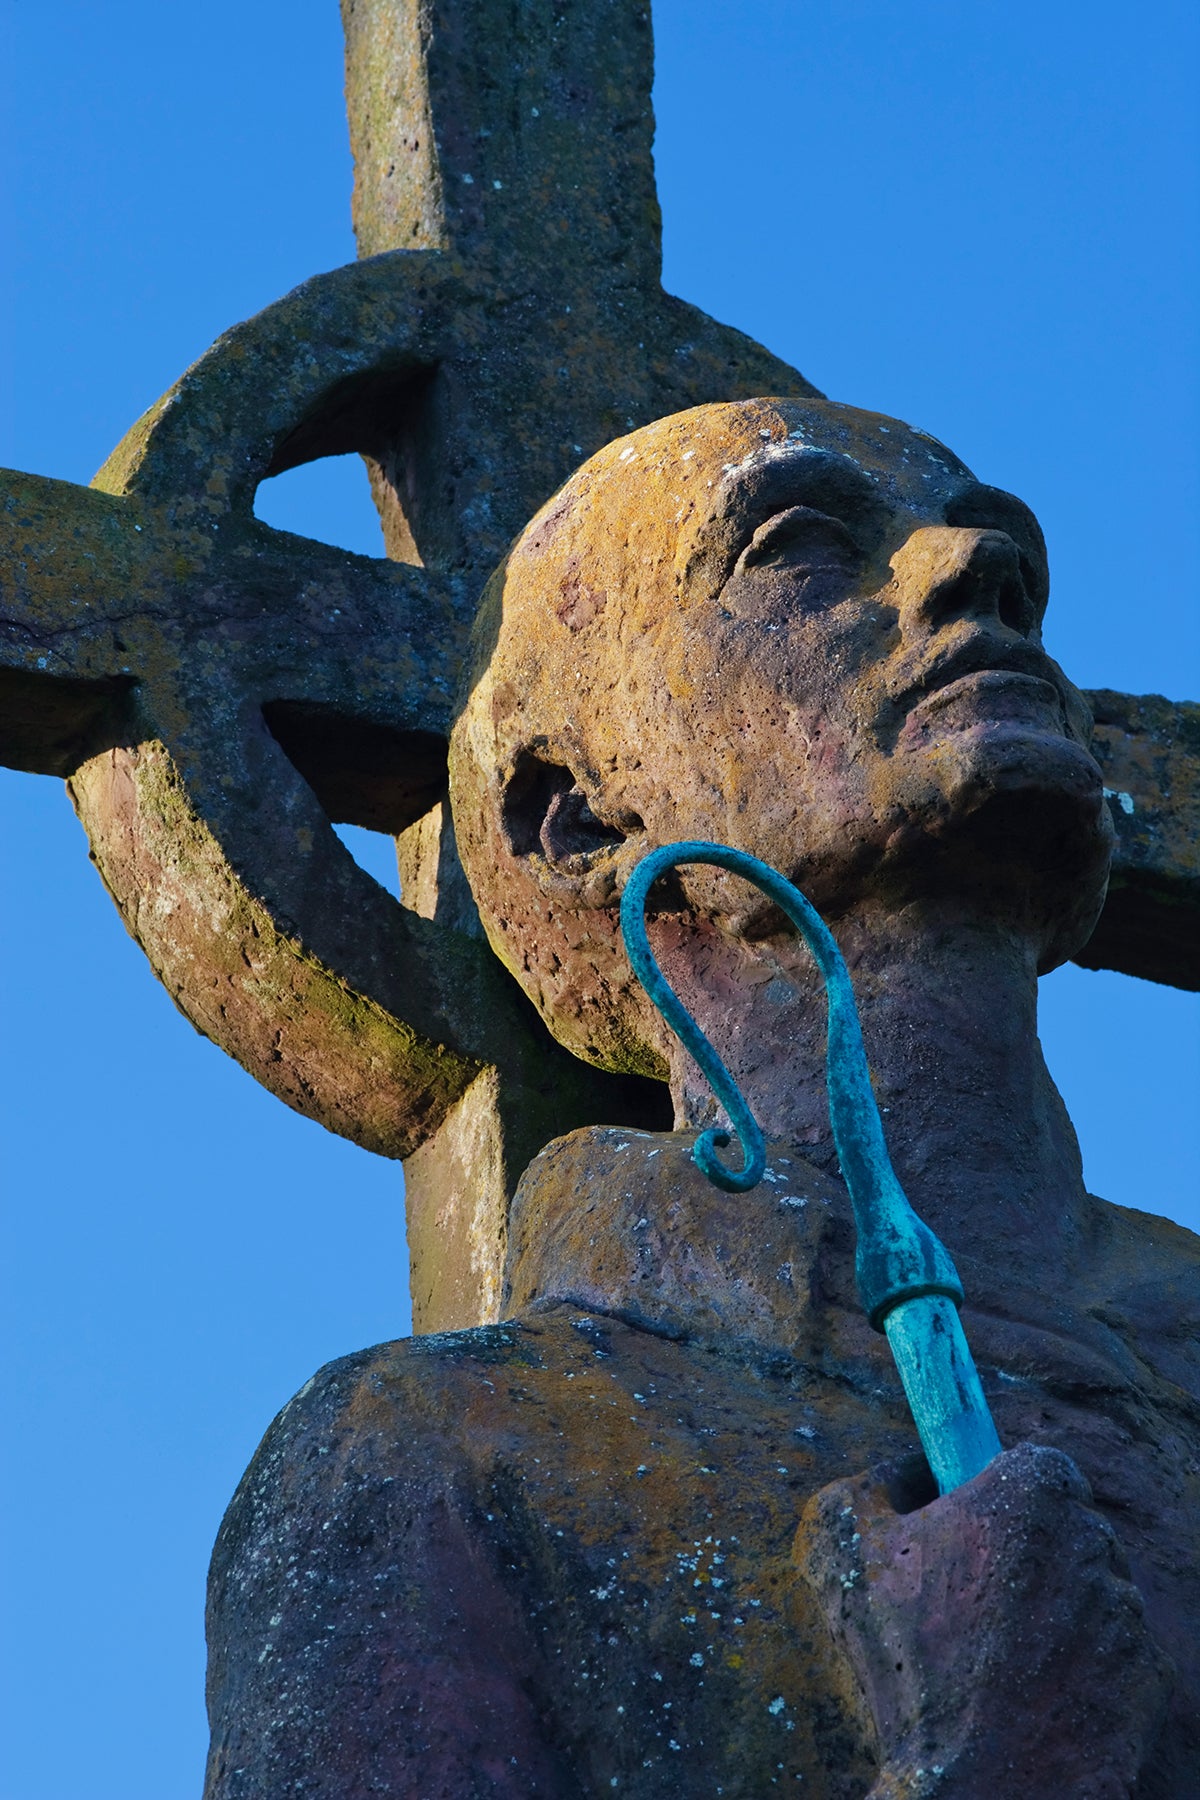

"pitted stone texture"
[503, 1125, 862, 1363]
[1, 3, 1195, 1302]
[205, 1126, 1200, 1796]
[205, 1309, 886, 1799]
[796, 1444, 1173, 1798]
[451, 397, 1112, 1078]
[0, 0, 813, 1184]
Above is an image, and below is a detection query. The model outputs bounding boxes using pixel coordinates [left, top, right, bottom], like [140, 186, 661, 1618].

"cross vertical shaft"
[342, 0, 661, 282]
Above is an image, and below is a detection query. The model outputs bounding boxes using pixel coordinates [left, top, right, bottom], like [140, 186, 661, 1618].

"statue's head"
[449, 398, 1112, 1076]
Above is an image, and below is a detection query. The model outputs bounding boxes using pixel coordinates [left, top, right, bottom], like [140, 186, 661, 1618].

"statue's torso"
[204, 1130, 1200, 1798]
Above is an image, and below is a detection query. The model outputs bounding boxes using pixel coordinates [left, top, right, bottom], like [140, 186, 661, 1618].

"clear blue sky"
[1, 3, 1197, 1795]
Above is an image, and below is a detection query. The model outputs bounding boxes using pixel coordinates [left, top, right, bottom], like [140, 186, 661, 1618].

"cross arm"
[0, 469, 148, 773]
[0, 453, 589, 1156]
[1077, 690, 1200, 990]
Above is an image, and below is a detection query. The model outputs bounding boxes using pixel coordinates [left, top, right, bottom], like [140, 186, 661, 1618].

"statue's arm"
[202, 1345, 580, 1800]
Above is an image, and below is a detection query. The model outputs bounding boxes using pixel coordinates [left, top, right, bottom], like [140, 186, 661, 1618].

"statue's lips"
[906, 669, 1065, 733]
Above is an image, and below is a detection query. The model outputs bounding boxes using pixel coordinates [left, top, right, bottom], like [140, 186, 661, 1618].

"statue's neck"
[657, 898, 1087, 1282]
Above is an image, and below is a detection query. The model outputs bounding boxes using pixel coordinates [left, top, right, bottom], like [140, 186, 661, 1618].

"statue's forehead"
[710, 399, 976, 517]
[501, 398, 988, 624]
[524, 398, 979, 566]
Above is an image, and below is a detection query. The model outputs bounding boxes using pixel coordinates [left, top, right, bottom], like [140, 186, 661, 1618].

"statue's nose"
[893, 527, 1035, 638]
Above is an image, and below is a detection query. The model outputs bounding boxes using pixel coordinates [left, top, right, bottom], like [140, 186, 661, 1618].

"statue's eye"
[738, 506, 863, 575]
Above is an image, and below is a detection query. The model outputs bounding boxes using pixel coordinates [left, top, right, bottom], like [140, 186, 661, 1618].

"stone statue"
[203, 399, 1197, 1796]
[4, 3, 1197, 1792]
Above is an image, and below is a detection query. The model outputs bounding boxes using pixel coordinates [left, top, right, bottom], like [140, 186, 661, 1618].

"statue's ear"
[500, 750, 642, 871]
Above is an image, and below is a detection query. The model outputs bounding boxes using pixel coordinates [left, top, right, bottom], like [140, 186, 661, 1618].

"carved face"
[450, 398, 1112, 1075]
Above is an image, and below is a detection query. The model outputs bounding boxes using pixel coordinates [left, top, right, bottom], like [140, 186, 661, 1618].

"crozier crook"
[620, 840, 1002, 1496]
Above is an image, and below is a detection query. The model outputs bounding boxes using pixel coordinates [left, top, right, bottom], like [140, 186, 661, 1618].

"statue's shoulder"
[209, 1319, 572, 1625]
[214, 1320, 565, 1557]
[1080, 1193, 1200, 1399]
[205, 1317, 626, 1798]
[259, 1319, 554, 1464]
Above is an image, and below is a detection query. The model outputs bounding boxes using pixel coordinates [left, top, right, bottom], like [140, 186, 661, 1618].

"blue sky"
[1, 3, 1197, 1794]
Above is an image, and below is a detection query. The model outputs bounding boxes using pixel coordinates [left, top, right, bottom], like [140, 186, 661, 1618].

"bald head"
[449, 397, 1107, 1074]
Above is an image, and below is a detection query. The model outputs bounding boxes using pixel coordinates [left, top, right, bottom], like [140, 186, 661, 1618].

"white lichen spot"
[768, 1696, 787, 1715]
[1103, 787, 1135, 815]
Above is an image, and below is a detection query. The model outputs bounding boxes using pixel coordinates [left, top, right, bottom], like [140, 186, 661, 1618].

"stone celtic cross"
[1, 0, 1196, 1342]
